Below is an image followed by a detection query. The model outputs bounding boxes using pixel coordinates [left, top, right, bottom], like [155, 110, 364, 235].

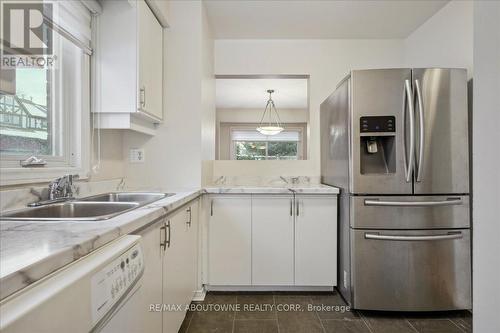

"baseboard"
[205, 285, 335, 292]
[192, 288, 207, 301]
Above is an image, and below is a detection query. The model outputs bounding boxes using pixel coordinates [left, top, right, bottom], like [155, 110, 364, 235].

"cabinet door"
[208, 196, 251, 285]
[129, 221, 163, 332]
[137, 0, 163, 120]
[162, 209, 192, 333]
[295, 195, 337, 286]
[187, 200, 200, 295]
[252, 195, 294, 285]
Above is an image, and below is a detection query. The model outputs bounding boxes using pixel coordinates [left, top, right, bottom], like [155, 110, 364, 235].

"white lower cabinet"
[252, 195, 294, 285]
[208, 196, 252, 285]
[134, 199, 199, 333]
[207, 194, 337, 288]
[132, 220, 164, 332]
[295, 195, 337, 286]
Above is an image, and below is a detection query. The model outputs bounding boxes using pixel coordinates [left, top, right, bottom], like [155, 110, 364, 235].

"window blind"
[231, 129, 301, 142]
[45, 0, 97, 54]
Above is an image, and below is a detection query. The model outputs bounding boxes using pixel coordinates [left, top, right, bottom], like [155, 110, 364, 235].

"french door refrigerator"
[320, 68, 471, 311]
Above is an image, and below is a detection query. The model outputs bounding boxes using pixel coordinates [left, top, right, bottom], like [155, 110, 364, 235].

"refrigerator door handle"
[364, 198, 463, 207]
[414, 79, 425, 182]
[403, 79, 415, 183]
[365, 232, 463, 242]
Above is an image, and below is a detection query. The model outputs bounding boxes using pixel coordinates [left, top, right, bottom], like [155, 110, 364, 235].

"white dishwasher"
[0, 235, 146, 333]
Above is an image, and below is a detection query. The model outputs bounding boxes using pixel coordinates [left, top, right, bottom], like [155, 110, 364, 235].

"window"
[230, 127, 305, 160]
[0, 1, 92, 185]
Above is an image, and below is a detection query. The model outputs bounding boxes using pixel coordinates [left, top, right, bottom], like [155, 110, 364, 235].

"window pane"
[268, 141, 298, 160]
[235, 141, 267, 160]
[0, 68, 53, 156]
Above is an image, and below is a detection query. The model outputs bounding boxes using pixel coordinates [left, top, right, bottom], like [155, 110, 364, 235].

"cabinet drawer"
[350, 195, 470, 229]
[351, 229, 471, 311]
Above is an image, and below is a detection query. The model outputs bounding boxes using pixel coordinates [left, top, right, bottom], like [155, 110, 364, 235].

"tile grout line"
[358, 311, 375, 333]
[448, 318, 468, 333]
[232, 296, 237, 333]
[312, 297, 327, 333]
[406, 318, 420, 333]
[184, 309, 195, 333]
[273, 294, 281, 333]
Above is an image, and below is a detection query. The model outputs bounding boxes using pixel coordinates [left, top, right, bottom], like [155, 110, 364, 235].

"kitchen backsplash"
[0, 178, 125, 212]
[210, 175, 321, 186]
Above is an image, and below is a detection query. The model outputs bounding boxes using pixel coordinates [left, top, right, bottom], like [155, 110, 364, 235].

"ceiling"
[204, 0, 449, 39]
[216, 78, 308, 109]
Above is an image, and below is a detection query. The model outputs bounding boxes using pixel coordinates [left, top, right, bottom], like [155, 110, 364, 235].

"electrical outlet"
[129, 149, 145, 163]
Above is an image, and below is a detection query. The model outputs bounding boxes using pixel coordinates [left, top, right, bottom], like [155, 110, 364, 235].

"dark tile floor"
[179, 290, 472, 333]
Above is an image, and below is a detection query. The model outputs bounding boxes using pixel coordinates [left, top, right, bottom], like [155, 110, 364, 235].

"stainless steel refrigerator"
[320, 68, 471, 311]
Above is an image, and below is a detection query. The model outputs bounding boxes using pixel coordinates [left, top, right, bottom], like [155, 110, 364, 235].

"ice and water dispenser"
[359, 116, 396, 174]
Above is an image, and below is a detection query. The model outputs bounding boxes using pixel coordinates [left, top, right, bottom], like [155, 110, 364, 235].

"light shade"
[256, 126, 284, 136]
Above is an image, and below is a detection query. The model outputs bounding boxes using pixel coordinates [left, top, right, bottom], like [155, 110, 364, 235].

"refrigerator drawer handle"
[364, 198, 463, 207]
[365, 232, 463, 241]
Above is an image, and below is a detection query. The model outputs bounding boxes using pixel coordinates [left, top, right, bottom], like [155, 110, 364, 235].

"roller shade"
[45, 0, 95, 54]
[231, 129, 301, 142]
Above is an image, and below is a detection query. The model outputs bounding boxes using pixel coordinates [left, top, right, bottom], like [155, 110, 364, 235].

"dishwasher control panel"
[91, 242, 144, 324]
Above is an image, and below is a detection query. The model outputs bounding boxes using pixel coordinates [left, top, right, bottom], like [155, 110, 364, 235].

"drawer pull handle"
[364, 198, 463, 207]
[365, 232, 463, 241]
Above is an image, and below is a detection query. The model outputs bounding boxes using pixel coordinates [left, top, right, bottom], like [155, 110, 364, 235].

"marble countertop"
[0, 189, 202, 300]
[204, 184, 340, 194]
[0, 184, 339, 300]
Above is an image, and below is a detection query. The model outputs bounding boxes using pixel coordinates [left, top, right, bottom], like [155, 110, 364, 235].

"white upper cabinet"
[137, 0, 163, 120]
[96, 0, 164, 135]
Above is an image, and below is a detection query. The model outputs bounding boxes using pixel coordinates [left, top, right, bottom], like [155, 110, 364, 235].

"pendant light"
[257, 89, 284, 135]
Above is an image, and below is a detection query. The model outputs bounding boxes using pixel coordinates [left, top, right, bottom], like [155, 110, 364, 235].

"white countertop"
[0, 184, 339, 299]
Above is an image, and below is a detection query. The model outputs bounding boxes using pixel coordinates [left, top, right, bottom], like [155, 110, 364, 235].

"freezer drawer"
[351, 229, 471, 311]
[350, 195, 470, 229]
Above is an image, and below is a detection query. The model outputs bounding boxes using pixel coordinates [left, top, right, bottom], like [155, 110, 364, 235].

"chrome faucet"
[48, 174, 79, 200]
[28, 174, 79, 207]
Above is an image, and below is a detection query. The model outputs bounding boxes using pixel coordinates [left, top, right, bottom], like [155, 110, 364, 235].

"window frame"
[0, 17, 91, 186]
[228, 124, 306, 161]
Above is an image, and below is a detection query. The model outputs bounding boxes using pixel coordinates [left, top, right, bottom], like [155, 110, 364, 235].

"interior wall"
[404, 0, 473, 77]
[123, 0, 215, 190]
[472, 1, 500, 331]
[213, 39, 405, 180]
[89, 129, 125, 181]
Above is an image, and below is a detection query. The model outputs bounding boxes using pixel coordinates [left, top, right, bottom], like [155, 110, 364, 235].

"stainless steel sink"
[0, 202, 140, 221]
[79, 192, 172, 204]
[0, 192, 173, 221]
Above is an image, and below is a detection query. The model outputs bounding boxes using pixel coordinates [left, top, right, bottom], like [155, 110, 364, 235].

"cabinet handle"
[166, 220, 171, 248]
[139, 87, 146, 109]
[210, 200, 214, 216]
[290, 199, 293, 216]
[296, 200, 300, 216]
[160, 223, 167, 251]
[187, 207, 192, 227]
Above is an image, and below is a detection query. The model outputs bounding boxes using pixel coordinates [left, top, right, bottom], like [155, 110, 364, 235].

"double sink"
[0, 192, 173, 221]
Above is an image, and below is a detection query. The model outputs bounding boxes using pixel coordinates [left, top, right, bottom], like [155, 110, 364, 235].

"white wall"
[214, 39, 405, 179]
[472, 1, 500, 331]
[404, 0, 473, 77]
[89, 129, 125, 181]
[217, 108, 308, 124]
[123, 0, 215, 190]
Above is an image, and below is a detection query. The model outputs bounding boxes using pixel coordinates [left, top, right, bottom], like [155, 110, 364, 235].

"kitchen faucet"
[28, 174, 79, 207]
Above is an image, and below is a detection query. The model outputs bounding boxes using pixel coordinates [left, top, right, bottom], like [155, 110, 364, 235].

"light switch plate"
[129, 148, 145, 163]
